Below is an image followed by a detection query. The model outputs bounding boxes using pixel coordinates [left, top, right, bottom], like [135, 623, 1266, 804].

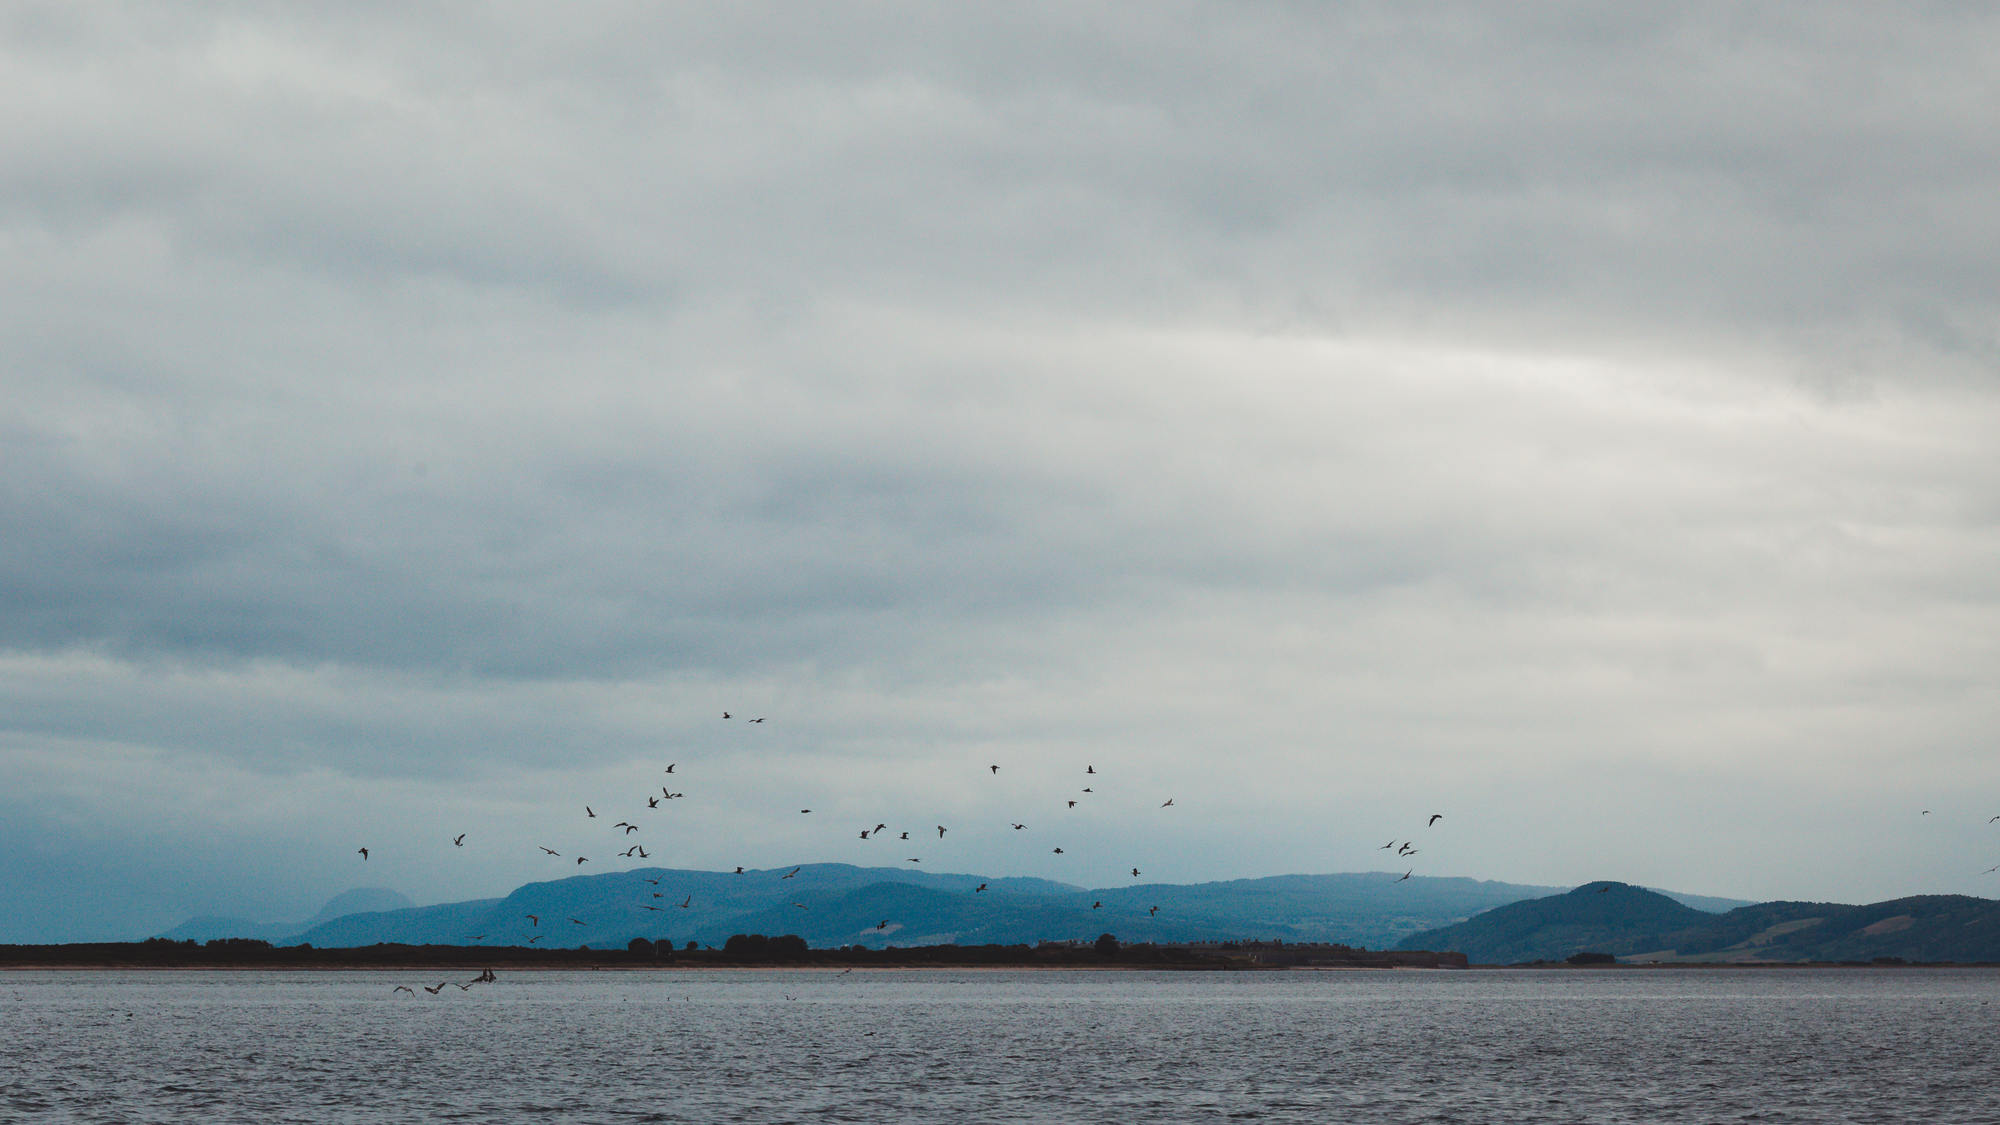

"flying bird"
[678, 895, 692, 909]
[1378, 840, 1395, 850]
[1092, 901, 1102, 910]
[801, 809, 811, 814]
[1067, 801, 1077, 809]
[781, 867, 800, 879]
[576, 857, 588, 865]
[570, 917, 585, 925]
[392, 985, 414, 995]
[1428, 814, 1444, 826]
[648, 797, 659, 808]
[1081, 788, 1093, 793]
[975, 883, 987, 893]
[1161, 798, 1174, 807]
[526, 914, 538, 926]
[877, 920, 889, 930]
[937, 826, 947, 838]
[734, 867, 745, 874]
[1012, 823, 1026, 830]
[423, 984, 444, 995]
[539, 847, 561, 856]
[1131, 868, 1141, 877]
[452, 834, 465, 847]
[664, 763, 675, 774]
[750, 717, 766, 723]
[722, 712, 730, 719]
[1052, 848, 1064, 855]
[528, 935, 542, 943]
[898, 832, 909, 840]
[357, 848, 368, 860]
[990, 765, 999, 774]
[1397, 870, 1412, 882]
[859, 830, 871, 839]
[1149, 906, 1159, 916]
[586, 806, 595, 818]
[1086, 766, 1095, 774]
[907, 858, 921, 863]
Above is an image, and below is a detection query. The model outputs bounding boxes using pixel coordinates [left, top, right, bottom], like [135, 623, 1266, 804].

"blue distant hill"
[163, 865, 1613, 950]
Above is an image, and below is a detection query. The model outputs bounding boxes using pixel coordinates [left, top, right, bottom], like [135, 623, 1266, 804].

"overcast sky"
[6, 3, 2000, 942]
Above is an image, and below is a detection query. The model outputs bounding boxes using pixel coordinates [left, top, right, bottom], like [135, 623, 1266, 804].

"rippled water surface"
[6, 967, 1999, 1123]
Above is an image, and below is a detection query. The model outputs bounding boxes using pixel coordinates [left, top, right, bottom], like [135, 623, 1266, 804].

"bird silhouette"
[877, 920, 889, 930]
[937, 826, 947, 838]
[648, 797, 659, 808]
[1428, 814, 1444, 826]
[570, 917, 585, 925]
[898, 831, 909, 840]
[1131, 868, 1141, 877]
[1149, 906, 1159, 916]
[1086, 766, 1095, 774]
[576, 856, 588, 864]
[539, 847, 560, 856]
[1161, 798, 1174, 807]
[586, 806, 595, 818]
[975, 883, 988, 892]
[452, 834, 465, 847]
[678, 895, 692, 909]
[664, 764, 676, 774]
[859, 830, 871, 839]
[1012, 823, 1026, 830]
[734, 867, 745, 874]
[906, 858, 921, 863]
[528, 935, 542, 943]
[1378, 840, 1395, 850]
[1092, 901, 1101, 909]
[526, 914, 538, 926]
[393, 985, 414, 995]
[801, 809, 811, 814]
[1052, 847, 1064, 854]
[722, 712, 730, 719]
[424, 984, 444, 995]
[782, 867, 800, 879]
[1081, 788, 1092, 793]
[1397, 870, 1412, 882]
[1067, 801, 1077, 809]
[641, 904, 662, 911]
[357, 847, 368, 860]
[990, 765, 999, 774]
[750, 717, 766, 723]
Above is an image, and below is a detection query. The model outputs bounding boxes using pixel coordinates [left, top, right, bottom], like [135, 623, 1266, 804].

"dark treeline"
[0, 935, 1466, 970]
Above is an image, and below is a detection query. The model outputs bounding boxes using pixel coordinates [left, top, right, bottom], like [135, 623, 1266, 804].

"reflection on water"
[4, 968, 1998, 1123]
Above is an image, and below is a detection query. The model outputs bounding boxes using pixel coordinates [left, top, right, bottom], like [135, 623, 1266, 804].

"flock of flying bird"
[363, 711, 1449, 986]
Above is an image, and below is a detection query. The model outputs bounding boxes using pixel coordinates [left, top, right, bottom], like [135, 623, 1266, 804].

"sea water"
[4, 967, 1997, 1123]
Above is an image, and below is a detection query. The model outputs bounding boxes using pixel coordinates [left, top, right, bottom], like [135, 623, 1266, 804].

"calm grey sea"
[4, 967, 1998, 1123]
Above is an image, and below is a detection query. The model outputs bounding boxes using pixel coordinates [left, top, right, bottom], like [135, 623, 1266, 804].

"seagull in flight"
[570, 917, 585, 925]
[678, 895, 692, 909]
[575, 856, 588, 865]
[1397, 870, 1412, 882]
[937, 826, 947, 838]
[859, 830, 871, 839]
[1379, 840, 1396, 850]
[1428, 814, 1444, 826]
[1012, 823, 1026, 830]
[990, 765, 999, 774]
[734, 867, 745, 874]
[1052, 847, 1064, 855]
[586, 806, 595, 818]
[664, 763, 675, 774]
[750, 717, 766, 723]
[539, 847, 560, 856]
[722, 712, 730, 719]
[782, 867, 801, 879]
[1131, 868, 1141, 877]
[526, 914, 539, 926]
[1161, 798, 1174, 807]
[357, 847, 368, 860]
[452, 834, 466, 847]
[1092, 901, 1102, 910]
[393, 985, 414, 995]
[1086, 765, 1095, 774]
[1067, 801, 1077, 809]
[898, 831, 909, 840]
[975, 883, 987, 892]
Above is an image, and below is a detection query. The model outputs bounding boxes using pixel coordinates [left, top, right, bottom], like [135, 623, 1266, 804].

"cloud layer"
[6, 4, 2000, 940]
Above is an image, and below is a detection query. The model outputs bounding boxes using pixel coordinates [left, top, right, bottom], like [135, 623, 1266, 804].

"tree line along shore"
[1, 935, 1468, 970]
